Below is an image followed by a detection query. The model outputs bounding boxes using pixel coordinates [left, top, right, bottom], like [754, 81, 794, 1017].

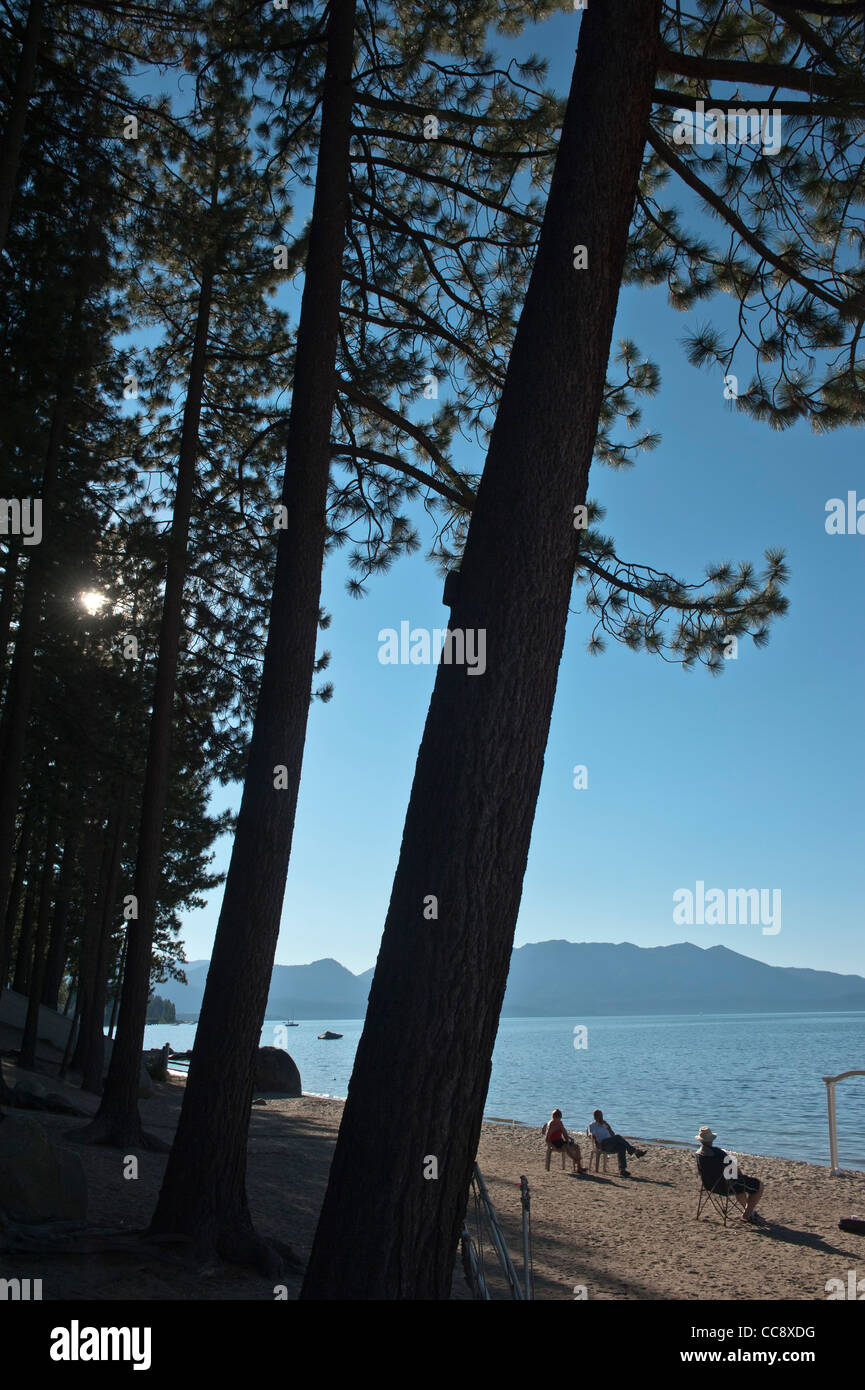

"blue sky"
[176, 7, 864, 980]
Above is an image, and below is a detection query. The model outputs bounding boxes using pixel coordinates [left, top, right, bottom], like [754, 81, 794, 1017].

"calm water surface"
[143, 1010, 865, 1170]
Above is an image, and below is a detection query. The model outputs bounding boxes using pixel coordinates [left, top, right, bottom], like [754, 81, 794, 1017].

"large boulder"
[142, 1045, 170, 1083]
[253, 1047, 301, 1096]
[9, 1076, 86, 1117]
[0, 1115, 87, 1224]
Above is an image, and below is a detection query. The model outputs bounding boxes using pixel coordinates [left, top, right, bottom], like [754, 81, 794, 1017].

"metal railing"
[460, 1162, 532, 1300]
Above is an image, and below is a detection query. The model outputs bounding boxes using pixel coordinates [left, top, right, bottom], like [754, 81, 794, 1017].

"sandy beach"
[2, 1060, 864, 1301]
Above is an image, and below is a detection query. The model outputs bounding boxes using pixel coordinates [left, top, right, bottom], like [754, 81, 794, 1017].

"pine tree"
[0, 0, 44, 255]
[149, 0, 359, 1263]
[0, 66, 132, 971]
[299, 0, 661, 1298]
[75, 18, 294, 1146]
[301, 0, 864, 1297]
[149, 0, 571, 1267]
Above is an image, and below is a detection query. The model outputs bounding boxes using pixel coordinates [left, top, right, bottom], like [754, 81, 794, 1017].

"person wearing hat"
[696, 1125, 766, 1224]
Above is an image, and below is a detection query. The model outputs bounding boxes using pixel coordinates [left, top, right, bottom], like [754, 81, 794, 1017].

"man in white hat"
[696, 1125, 766, 1224]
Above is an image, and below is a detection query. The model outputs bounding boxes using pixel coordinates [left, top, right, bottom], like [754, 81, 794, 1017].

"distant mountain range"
[160, 956, 374, 1022]
[158, 941, 865, 1021]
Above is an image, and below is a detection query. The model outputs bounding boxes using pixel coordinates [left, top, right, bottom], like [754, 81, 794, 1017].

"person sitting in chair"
[588, 1108, 647, 1177]
[695, 1125, 766, 1224]
[543, 1109, 587, 1174]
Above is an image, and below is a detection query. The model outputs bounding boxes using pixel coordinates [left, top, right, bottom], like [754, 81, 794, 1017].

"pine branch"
[335, 376, 474, 505]
[352, 89, 548, 133]
[646, 128, 861, 318]
[353, 122, 556, 162]
[352, 154, 541, 226]
[329, 441, 466, 508]
[656, 44, 864, 100]
[651, 88, 852, 116]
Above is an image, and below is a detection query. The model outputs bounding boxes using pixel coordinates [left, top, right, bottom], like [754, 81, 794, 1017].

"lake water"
[142, 1010, 865, 1170]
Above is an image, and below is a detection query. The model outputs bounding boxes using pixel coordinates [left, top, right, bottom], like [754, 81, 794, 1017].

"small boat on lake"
[282, 1020, 299, 1026]
[318, 1030, 343, 1040]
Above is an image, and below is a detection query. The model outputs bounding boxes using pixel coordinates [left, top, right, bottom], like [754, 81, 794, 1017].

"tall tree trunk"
[11, 876, 37, 996]
[81, 784, 129, 1093]
[0, 402, 66, 931]
[0, 0, 44, 255]
[150, 0, 357, 1266]
[301, 0, 661, 1300]
[58, 975, 81, 1078]
[20, 813, 58, 1069]
[0, 237, 105, 937]
[69, 825, 110, 1082]
[0, 799, 34, 989]
[0, 538, 21, 691]
[0, 230, 98, 1109]
[106, 936, 126, 1040]
[42, 830, 78, 1009]
[79, 269, 215, 1147]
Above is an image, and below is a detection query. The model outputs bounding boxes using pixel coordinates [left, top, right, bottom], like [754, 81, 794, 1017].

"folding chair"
[586, 1126, 609, 1174]
[695, 1169, 732, 1226]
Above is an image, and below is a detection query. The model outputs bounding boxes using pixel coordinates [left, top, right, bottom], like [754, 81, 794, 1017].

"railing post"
[520, 1176, 533, 1300]
[822, 1071, 865, 1175]
[823, 1076, 839, 1175]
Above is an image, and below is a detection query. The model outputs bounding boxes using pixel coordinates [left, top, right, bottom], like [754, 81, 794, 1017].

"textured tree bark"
[69, 826, 110, 1082]
[0, 402, 66, 933]
[0, 800, 34, 990]
[58, 975, 81, 1078]
[0, 538, 21, 688]
[150, 0, 357, 1268]
[72, 788, 129, 1094]
[81, 786, 129, 1093]
[0, 0, 44, 254]
[20, 813, 58, 1069]
[79, 272, 215, 1148]
[11, 878, 37, 996]
[301, 0, 661, 1300]
[42, 830, 78, 1010]
[105, 936, 126, 1040]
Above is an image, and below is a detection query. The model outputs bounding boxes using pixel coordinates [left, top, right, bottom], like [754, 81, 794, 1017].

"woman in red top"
[543, 1109, 587, 1173]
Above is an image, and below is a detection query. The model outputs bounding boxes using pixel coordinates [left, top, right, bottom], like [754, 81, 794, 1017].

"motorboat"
[318, 1030, 343, 1040]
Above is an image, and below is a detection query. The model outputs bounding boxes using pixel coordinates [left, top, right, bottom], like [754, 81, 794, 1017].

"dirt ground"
[2, 1057, 863, 1301]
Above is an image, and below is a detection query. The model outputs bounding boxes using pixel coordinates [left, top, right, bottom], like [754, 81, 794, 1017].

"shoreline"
[165, 1071, 857, 1174]
[152, 1009, 865, 1174]
[4, 1063, 865, 1300]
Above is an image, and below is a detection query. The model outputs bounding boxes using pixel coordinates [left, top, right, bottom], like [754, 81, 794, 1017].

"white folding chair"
[544, 1143, 570, 1171]
[542, 1124, 576, 1171]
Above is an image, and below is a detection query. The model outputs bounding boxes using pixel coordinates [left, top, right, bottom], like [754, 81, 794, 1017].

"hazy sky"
[175, 8, 864, 981]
